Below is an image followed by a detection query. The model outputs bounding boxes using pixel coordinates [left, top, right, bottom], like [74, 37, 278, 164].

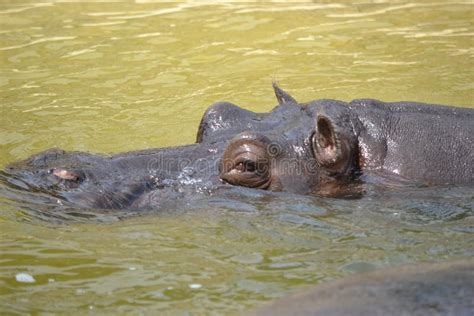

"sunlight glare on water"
[0, 1, 473, 314]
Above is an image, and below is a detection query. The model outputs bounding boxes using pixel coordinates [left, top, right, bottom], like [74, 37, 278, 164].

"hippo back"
[349, 99, 474, 184]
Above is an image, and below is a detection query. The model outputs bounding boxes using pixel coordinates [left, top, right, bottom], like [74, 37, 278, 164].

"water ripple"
[107, 3, 201, 20]
[235, 4, 346, 14]
[377, 26, 474, 38]
[0, 36, 76, 51]
[135, 32, 163, 38]
[353, 60, 418, 66]
[327, 3, 470, 18]
[227, 48, 279, 56]
[80, 21, 126, 27]
[0, 3, 53, 15]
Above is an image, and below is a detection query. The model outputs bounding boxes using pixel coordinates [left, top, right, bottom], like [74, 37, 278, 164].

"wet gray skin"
[2, 83, 473, 209]
[253, 259, 474, 316]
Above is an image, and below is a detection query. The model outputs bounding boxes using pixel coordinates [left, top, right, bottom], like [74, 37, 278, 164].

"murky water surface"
[0, 2, 473, 314]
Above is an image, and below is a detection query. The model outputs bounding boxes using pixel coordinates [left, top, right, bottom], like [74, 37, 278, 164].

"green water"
[0, 2, 473, 314]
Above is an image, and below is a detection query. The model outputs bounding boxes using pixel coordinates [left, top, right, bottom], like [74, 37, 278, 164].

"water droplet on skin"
[182, 167, 195, 176]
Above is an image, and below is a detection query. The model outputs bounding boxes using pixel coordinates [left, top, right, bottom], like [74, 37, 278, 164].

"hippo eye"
[235, 159, 257, 173]
[219, 136, 272, 189]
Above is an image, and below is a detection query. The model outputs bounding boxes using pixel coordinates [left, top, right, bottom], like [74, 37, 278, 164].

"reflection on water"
[0, 2, 473, 314]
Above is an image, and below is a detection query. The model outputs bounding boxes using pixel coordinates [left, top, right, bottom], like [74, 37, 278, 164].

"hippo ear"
[272, 82, 297, 105]
[312, 116, 351, 172]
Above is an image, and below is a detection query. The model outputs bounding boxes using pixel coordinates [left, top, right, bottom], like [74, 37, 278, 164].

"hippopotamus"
[2, 83, 473, 209]
[253, 259, 474, 316]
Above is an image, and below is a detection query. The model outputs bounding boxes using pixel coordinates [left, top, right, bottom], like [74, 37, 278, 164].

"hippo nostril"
[52, 168, 81, 181]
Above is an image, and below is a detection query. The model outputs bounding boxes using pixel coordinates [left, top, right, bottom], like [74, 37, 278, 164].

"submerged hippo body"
[253, 260, 474, 316]
[3, 84, 473, 209]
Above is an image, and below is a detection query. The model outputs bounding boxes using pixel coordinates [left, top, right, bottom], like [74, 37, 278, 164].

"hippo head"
[3, 84, 361, 209]
[201, 84, 360, 195]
